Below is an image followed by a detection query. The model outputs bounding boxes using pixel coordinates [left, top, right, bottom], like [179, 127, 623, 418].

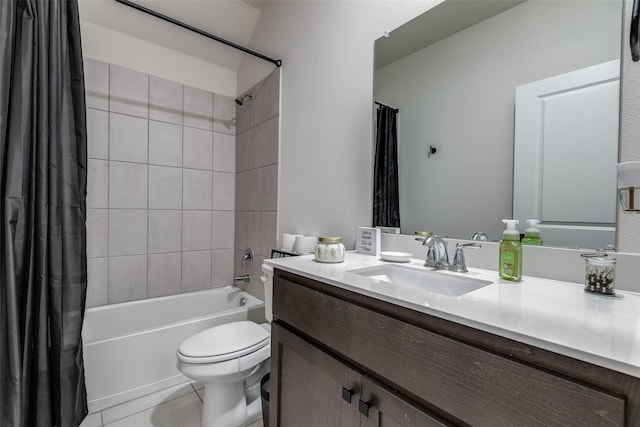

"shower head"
[235, 93, 253, 106]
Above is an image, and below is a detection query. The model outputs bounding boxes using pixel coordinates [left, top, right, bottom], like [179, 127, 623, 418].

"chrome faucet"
[417, 236, 481, 272]
[420, 235, 450, 270]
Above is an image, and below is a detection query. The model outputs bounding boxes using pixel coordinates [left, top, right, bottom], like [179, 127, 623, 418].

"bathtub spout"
[234, 275, 251, 285]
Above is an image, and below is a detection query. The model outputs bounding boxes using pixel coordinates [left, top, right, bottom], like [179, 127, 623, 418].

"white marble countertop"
[265, 251, 640, 378]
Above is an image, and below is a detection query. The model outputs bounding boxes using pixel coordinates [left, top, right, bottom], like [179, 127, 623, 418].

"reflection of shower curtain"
[0, 1, 89, 425]
[373, 105, 400, 227]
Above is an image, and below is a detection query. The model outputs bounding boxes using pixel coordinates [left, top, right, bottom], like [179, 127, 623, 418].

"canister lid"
[319, 236, 342, 243]
[414, 231, 433, 236]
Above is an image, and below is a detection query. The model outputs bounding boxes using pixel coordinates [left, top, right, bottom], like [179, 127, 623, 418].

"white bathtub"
[82, 287, 264, 413]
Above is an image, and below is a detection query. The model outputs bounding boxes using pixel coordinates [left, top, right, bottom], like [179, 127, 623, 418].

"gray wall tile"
[87, 108, 109, 159]
[247, 212, 262, 256]
[86, 257, 108, 307]
[248, 124, 263, 170]
[249, 87, 264, 129]
[264, 69, 280, 120]
[213, 94, 236, 135]
[183, 211, 212, 251]
[212, 211, 234, 249]
[149, 76, 183, 125]
[149, 121, 182, 167]
[109, 209, 148, 256]
[87, 208, 108, 258]
[110, 113, 148, 163]
[148, 252, 182, 297]
[235, 171, 248, 211]
[184, 86, 213, 130]
[235, 211, 248, 251]
[235, 130, 250, 172]
[182, 251, 212, 292]
[109, 162, 148, 209]
[261, 212, 277, 257]
[87, 159, 109, 209]
[84, 58, 109, 111]
[261, 164, 278, 212]
[247, 168, 262, 212]
[236, 98, 250, 134]
[110, 65, 149, 118]
[213, 133, 235, 173]
[183, 127, 212, 170]
[212, 249, 234, 287]
[109, 255, 148, 303]
[148, 210, 182, 253]
[262, 116, 279, 166]
[183, 169, 212, 210]
[212, 172, 235, 211]
[149, 165, 182, 209]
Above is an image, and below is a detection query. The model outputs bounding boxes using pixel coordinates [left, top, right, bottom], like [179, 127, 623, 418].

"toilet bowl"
[177, 264, 274, 427]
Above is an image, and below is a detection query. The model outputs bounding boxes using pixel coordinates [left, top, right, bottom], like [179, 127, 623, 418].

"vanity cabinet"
[269, 269, 640, 426]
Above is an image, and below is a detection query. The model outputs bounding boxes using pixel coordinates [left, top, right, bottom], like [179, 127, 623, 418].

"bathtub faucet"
[234, 274, 251, 285]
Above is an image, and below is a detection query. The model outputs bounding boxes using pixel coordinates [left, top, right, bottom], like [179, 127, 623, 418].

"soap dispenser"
[499, 219, 522, 282]
[522, 219, 543, 246]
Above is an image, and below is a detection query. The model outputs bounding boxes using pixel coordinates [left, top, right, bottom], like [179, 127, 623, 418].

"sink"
[348, 264, 493, 297]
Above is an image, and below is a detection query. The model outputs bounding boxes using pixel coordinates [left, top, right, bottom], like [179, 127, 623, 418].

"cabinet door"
[359, 376, 450, 427]
[270, 323, 361, 427]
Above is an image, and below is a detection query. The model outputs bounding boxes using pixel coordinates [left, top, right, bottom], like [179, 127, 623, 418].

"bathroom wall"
[237, 0, 440, 248]
[84, 58, 237, 307]
[234, 69, 280, 300]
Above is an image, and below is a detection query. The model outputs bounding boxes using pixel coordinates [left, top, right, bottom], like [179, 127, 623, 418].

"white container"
[315, 236, 345, 263]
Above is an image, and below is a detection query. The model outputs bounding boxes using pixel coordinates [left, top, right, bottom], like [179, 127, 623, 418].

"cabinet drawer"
[274, 274, 625, 426]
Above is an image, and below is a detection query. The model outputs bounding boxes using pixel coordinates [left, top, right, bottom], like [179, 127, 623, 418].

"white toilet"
[177, 264, 274, 427]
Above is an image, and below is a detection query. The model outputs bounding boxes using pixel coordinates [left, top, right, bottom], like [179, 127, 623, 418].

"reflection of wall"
[374, 1, 620, 240]
[618, 0, 640, 253]
[84, 58, 237, 307]
[234, 69, 280, 300]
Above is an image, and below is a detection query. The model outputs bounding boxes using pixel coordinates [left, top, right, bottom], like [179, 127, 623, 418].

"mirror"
[373, 0, 622, 249]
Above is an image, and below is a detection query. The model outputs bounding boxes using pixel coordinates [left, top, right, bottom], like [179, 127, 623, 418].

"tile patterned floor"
[79, 381, 264, 427]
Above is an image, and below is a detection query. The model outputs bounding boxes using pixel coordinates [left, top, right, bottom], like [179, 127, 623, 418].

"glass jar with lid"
[315, 236, 345, 263]
[583, 250, 616, 296]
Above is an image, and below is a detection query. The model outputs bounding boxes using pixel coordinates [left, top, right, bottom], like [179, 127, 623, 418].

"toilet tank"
[260, 264, 274, 322]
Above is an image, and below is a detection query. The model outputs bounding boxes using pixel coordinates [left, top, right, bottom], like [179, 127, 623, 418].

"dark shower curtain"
[373, 105, 400, 228]
[0, 1, 89, 426]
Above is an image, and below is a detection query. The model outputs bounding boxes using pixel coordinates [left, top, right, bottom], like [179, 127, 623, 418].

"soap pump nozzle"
[526, 219, 540, 231]
[502, 219, 519, 239]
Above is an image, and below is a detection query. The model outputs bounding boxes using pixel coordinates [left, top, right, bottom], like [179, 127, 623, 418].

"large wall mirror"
[373, 0, 622, 249]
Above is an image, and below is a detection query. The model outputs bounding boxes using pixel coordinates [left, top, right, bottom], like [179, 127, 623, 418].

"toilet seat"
[177, 321, 270, 364]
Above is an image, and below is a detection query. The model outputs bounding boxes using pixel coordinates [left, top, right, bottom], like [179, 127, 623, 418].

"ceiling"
[375, 0, 525, 69]
[78, 0, 268, 72]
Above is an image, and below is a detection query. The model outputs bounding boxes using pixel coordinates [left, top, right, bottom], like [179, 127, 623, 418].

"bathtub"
[82, 287, 264, 413]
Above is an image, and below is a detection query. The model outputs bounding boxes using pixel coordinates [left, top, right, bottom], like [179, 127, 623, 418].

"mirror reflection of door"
[513, 60, 619, 249]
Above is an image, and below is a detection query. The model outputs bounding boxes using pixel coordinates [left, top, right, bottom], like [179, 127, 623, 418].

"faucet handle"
[450, 243, 481, 273]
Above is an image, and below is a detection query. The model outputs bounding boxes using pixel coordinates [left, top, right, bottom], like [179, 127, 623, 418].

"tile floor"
[80, 381, 263, 427]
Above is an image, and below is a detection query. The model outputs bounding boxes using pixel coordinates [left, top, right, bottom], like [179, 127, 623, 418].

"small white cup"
[281, 234, 302, 251]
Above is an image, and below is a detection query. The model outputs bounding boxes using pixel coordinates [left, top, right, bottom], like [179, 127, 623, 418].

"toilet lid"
[178, 321, 269, 363]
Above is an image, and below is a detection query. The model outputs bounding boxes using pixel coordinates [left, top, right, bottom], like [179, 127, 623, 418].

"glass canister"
[315, 236, 345, 263]
[584, 255, 616, 296]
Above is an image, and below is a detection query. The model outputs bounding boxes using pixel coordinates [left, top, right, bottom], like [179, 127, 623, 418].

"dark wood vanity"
[269, 268, 640, 426]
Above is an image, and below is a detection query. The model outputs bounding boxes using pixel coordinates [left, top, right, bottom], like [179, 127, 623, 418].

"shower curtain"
[373, 105, 400, 228]
[0, 1, 89, 426]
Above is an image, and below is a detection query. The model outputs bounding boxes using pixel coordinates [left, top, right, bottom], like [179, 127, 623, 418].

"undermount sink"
[348, 264, 493, 297]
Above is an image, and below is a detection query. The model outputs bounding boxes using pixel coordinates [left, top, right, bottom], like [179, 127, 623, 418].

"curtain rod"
[375, 101, 399, 113]
[114, 0, 282, 68]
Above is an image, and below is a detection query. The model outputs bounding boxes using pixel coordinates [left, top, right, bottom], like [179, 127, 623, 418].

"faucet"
[417, 235, 481, 272]
[420, 235, 450, 270]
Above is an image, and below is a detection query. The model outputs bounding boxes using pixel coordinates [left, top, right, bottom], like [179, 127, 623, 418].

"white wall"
[238, 0, 440, 248]
[80, 21, 236, 96]
[375, 0, 620, 240]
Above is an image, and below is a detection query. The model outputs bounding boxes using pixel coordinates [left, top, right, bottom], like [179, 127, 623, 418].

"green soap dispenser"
[522, 219, 543, 246]
[499, 219, 522, 282]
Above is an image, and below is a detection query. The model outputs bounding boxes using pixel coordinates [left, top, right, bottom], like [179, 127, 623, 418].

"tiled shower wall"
[84, 58, 237, 307]
[234, 69, 280, 300]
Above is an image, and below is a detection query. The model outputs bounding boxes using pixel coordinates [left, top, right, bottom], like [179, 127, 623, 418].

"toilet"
[177, 264, 274, 427]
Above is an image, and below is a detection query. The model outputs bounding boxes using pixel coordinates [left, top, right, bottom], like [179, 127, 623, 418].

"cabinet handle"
[341, 387, 354, 403]
[358, 399, 371, 417]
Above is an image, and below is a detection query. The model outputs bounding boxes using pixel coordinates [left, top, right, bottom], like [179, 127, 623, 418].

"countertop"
[265, 252, 640, 378]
